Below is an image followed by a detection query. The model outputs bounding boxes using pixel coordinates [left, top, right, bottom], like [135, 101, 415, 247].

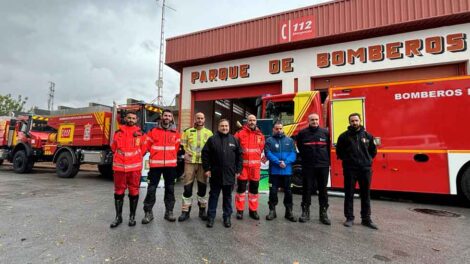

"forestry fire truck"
[259, 76, 470, 202]
[0, 115, 53, 171]
[0, 102, 163, 178]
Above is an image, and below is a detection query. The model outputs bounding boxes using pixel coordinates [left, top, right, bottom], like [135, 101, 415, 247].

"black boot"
[223, 217, 231, 228]
[299, 203, 310, 223]
[249, 210, 260, 220]
[128, 195, 139, 226]
[198, 202, 208, 221]
[266, 205, 277, 221]
[141, 211, 154, 224]
[164, 210, 176, 222]
[178, 206, 191, 222]
[110, 194, 124, 228]
[236, 210, 243, 220]
[319, 206, 331, 225]
[206, 218, 215, 228]
[285, 205, 297, 222]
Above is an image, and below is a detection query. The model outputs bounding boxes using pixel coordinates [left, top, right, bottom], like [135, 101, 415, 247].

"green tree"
[0, 94, 28, 116]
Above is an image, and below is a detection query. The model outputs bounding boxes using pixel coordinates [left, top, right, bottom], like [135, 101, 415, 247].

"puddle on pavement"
[411, 208, 461, 217]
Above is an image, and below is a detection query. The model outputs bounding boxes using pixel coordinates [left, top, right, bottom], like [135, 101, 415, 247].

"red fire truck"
[0, 102, 163, 178]
[0, 115, 54, 172]
[260, 76, 470, 202]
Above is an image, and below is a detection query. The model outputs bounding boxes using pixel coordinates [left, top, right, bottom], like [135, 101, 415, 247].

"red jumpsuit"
[111, 125, 146, 196]
[234, 125, 265, 212]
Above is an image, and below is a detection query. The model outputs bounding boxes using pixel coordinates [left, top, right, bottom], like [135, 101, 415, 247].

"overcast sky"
[0, 0, 329, 110]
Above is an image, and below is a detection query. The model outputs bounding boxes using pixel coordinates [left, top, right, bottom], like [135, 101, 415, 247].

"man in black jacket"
[336, 113, 378, 229]
[202, 119, 243, 228]
[296, 113, 331, 225]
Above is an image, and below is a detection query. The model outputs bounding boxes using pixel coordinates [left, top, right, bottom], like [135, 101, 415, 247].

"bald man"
[178, 112, 213, 222]
[296, 113, 331, 225]
[234, 115, 265, 220]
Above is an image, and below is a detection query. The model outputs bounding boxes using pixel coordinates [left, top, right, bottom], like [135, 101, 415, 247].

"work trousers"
[207, 181, 233, 220]
[143, 167, 176, 212]
[302, 167, 329, 208]
[113, 170, 141, 196]
[268, 174, 293, 207]
[343, 167, 372, 221]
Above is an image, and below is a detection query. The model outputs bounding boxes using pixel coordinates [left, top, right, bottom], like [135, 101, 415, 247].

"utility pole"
[48, 81, 55, 111]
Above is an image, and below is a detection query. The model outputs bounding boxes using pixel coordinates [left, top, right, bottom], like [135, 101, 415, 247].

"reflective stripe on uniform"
[113, 162, 142, 169]
[243, 160, 260, 164]
[149, 159, 177, 164]
[151, 146, 176, 151]
[243, 148, 260, 153]
[117, 149, 141, 157]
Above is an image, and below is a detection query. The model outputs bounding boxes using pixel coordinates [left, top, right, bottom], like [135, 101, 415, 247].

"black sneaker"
[361, 220, 378, 230]
[206, 218, 214, 228]
[343, 219, 354, 227]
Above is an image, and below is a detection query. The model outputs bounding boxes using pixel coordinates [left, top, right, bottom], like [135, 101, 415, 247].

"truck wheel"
[56, 151, 79, 178]
[12, 150, 34, 173]
[98, 164, 113, 179]
[460, 166, 470, 204]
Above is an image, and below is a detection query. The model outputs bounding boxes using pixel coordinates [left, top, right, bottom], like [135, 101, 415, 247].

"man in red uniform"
[142, 109, 181, 223]
[234, 114, 265, 220]
[110, 112, 147, 228]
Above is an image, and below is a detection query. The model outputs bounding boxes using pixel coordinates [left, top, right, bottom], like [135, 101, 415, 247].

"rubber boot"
[285, 205, 297, 222]
[164, 210, 176, 222]
[141, 211, 154, 224]
[299, 203, 310, 223]
[110, 194, 124, 228]
[319, 206, 331, 225]
[128, 195, 139, 227]
[198, 202, 208, 221]
[266, 204, 277, 221]
[236, 210, 243, 220]
[178, 206, 191, 222]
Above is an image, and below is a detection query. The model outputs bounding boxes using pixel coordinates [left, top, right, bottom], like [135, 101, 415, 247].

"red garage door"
[192, 82, 281, 101]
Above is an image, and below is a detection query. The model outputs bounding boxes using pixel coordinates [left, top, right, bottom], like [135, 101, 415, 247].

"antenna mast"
[155, 0, 167, 106]
[48, 81, 55, 111]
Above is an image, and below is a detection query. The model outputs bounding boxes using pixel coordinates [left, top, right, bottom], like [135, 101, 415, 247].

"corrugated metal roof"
[166, 0, 470, 70]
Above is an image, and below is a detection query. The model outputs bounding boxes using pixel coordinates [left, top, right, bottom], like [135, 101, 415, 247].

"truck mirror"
[266, 101, 276, 117]
[374, 137, 381, 146]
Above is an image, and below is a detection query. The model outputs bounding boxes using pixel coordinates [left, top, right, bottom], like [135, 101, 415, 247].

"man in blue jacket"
[264, 122, 297, 222]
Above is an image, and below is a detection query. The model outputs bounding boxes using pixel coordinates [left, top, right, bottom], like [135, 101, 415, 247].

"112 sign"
[279, 16, 316, 43]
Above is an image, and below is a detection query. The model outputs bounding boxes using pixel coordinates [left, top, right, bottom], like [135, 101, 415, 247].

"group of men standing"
[109, 109, 378, 230]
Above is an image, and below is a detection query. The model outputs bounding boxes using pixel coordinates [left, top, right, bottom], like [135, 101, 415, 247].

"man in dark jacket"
[336, 113, 378, 229]
[202, 119, 243, 228]
[296, 113, 331, 225]
[264, 122, 297, 222]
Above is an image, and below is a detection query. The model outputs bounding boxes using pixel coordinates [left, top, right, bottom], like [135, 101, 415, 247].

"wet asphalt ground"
[0, 165, 469, 264]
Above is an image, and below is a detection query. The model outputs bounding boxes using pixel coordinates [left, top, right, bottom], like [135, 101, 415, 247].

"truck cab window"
[266, 101, 295, 125]
[31, 120, 56, 133]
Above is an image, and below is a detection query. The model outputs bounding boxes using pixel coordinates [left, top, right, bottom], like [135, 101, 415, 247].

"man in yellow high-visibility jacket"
[178, 112, 213, 222]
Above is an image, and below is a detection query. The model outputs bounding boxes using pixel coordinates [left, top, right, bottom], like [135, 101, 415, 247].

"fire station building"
[165, 0, 470, 131]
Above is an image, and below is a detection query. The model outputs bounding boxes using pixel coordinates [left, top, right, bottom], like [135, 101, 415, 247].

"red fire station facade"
[165, 0, 470, 196]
